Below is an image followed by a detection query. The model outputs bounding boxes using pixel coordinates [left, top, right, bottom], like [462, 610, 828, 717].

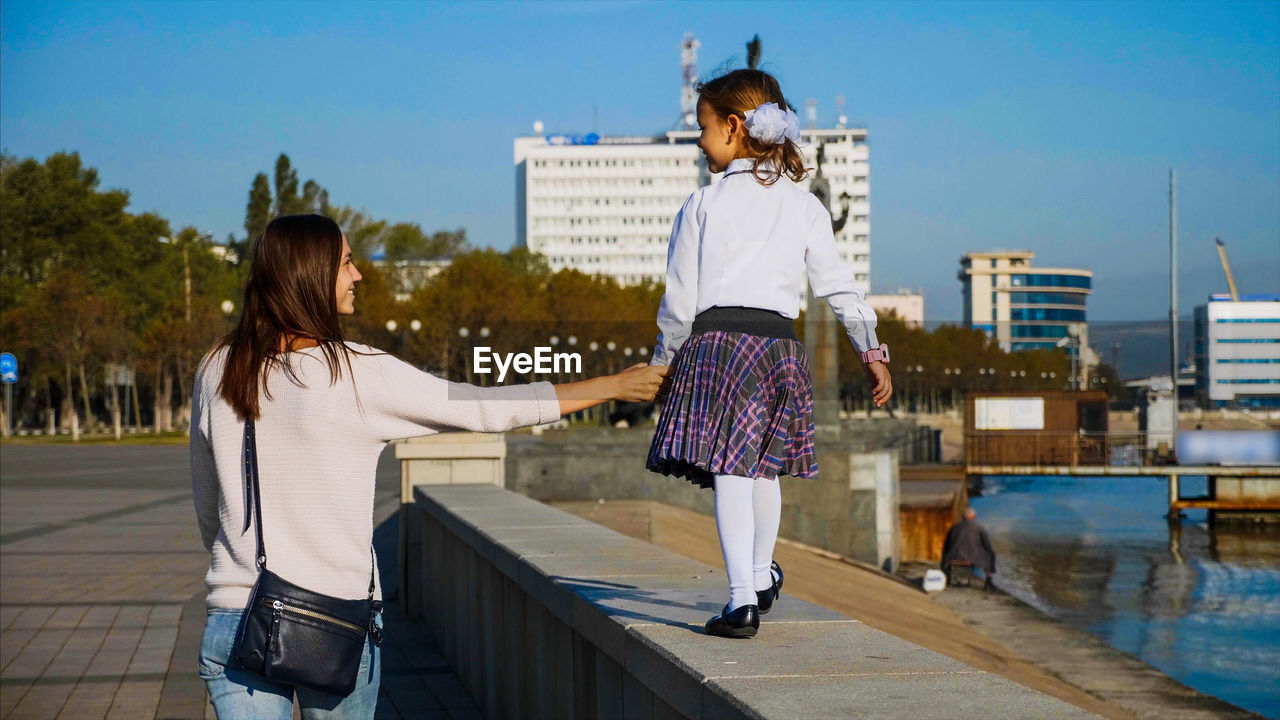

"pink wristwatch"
[859, 343, 890, 364]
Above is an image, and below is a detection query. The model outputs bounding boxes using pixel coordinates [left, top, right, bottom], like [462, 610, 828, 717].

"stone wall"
[505, 427, 900, 569]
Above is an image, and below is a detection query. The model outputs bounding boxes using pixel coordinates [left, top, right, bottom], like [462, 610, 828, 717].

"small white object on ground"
[923, 569, 947, 592]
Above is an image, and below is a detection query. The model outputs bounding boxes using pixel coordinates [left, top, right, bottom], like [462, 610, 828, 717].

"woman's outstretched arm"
[553, 363, 669, 415]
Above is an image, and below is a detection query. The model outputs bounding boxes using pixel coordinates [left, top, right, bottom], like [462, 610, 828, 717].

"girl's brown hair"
[697, 69, 808, 186]
[216, 214, 352, 420]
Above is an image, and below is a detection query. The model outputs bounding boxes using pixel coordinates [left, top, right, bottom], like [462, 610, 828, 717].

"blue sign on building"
[0, 352, 16, 384]
[544, 133, 601, 146]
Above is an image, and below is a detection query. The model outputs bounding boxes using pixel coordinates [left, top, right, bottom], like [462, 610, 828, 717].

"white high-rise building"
[1194, 294, 1280, 408]
[514, 128, 871, 290]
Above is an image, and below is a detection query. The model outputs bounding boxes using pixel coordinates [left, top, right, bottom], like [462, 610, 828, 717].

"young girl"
[646, 69, 893, 639]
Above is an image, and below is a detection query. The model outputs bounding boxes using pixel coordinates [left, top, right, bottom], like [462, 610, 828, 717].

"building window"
[1008, 292, 1088, 306]
[1011, 307, 1087, 322]
[1010, 325, 1071, 339]
[1009, 274, 1092, 289]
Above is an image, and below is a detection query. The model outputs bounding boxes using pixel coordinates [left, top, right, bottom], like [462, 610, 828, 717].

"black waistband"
[691, 306, 798, 341]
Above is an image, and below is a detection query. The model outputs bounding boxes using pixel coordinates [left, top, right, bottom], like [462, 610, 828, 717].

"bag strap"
[243, 418, 267, 569]
[242, 419, 376, 599]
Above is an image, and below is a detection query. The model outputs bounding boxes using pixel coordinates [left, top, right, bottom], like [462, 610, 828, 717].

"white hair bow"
[743, 102, 802, 145]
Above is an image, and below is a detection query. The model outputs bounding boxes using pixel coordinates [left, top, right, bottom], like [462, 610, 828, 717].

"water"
[971, 475, 1280, 718]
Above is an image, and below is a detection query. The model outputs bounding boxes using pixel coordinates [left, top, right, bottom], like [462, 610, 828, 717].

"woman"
[190, 214, 667, 718]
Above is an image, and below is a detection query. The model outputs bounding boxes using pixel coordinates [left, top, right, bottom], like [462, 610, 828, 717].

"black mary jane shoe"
[757, 561, 785, 614]
[705, 604, 759, 639]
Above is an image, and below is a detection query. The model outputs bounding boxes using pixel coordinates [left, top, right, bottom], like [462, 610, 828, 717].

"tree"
[301, 180, 329, 215]
[328, 206, 387, 260]
[243, 172, 272, 257]
[273, 153, 301, 216]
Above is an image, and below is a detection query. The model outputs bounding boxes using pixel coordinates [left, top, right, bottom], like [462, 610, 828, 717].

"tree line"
[0, 151, 1111, 436]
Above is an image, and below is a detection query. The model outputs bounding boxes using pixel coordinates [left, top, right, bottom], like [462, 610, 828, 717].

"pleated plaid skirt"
[646, 307, 818, 489]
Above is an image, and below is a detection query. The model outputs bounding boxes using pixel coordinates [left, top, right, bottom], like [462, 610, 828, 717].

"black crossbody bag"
[231, 418, 383, 698]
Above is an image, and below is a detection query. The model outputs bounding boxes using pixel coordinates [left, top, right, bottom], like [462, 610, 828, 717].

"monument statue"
[805, 142, 852, 431]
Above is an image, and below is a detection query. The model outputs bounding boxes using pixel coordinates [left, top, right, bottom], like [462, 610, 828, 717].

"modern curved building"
[959, 250, 1092, 352]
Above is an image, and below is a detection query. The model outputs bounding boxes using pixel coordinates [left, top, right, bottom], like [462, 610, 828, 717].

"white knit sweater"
[190, 343, 561, 609]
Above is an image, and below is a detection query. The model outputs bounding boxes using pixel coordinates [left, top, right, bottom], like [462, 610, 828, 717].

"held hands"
[864, 361, 893, 407]
[613, 363, 671, 402]
[553, 364, 670, 415]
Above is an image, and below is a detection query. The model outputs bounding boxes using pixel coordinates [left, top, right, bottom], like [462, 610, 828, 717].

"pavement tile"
[2, 628, 38, 671]
[9, 607, 56, 630]
[4, 628, 71, 680]
[147, 605, 182, 627]
[9, 678, 76, 720]
[111, 607, 151, 630]
[79, 607, 121, 629]
[104, 679, 162, 720]
[137, 625, 178, 650]
[43, 627, 108, 678]
[44, 606, 89, 630]
[57, 681, 118, 720]
[0, 606, 23, 631]
[1, 682, 34, 717]
[84, 648, 133, 680]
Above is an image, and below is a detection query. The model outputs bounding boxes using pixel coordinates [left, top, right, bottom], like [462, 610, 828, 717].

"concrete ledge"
[407, 483, 1098, 719]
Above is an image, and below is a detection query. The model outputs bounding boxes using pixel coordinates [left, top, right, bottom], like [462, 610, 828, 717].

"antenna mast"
[681, 33, 700, 130]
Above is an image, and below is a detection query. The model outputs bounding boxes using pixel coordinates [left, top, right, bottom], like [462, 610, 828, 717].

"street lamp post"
[458, 327, 471, 383]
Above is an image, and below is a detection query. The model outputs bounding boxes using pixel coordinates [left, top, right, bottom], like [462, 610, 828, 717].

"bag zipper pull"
[269, 600, 283, 653]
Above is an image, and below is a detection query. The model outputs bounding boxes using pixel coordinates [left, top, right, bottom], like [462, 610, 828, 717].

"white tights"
[713, 474, 782, 612]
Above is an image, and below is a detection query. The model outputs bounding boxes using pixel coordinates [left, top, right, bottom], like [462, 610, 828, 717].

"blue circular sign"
[0, 352, 16, 383]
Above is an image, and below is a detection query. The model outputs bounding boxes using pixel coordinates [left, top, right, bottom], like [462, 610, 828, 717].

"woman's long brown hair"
[216, 214, 351, 420]
[697, 69, 809, 186]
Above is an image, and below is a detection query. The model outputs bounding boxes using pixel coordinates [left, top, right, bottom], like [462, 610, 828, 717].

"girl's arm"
[803, 200, 880, 353]
[651, 193, 703, 365]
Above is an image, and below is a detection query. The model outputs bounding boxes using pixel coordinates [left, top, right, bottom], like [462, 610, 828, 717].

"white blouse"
[651, 157, 880, 365]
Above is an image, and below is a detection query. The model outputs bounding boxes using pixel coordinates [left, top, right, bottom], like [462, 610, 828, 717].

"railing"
[965, 431, 1162, 469]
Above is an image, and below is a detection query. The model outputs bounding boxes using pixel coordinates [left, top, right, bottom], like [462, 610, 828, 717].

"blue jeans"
[199, 608, 382, 720]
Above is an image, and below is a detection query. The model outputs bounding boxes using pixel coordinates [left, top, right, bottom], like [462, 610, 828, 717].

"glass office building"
[959, 251, 1093, 352]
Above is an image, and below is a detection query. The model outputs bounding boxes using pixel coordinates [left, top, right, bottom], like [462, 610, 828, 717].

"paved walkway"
[0, 444, 480, 720]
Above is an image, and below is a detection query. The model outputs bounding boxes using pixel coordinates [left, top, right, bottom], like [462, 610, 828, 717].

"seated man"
[941, 508, 996, 588]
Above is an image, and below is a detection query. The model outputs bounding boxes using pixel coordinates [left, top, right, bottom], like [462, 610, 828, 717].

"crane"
[1215, 238, 1239, 301]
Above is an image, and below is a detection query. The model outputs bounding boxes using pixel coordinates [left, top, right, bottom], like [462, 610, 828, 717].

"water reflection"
[971, 475, 1280, 718]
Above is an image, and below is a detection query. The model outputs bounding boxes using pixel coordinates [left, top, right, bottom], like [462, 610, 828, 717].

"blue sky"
[2, 0, 1277, 321]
